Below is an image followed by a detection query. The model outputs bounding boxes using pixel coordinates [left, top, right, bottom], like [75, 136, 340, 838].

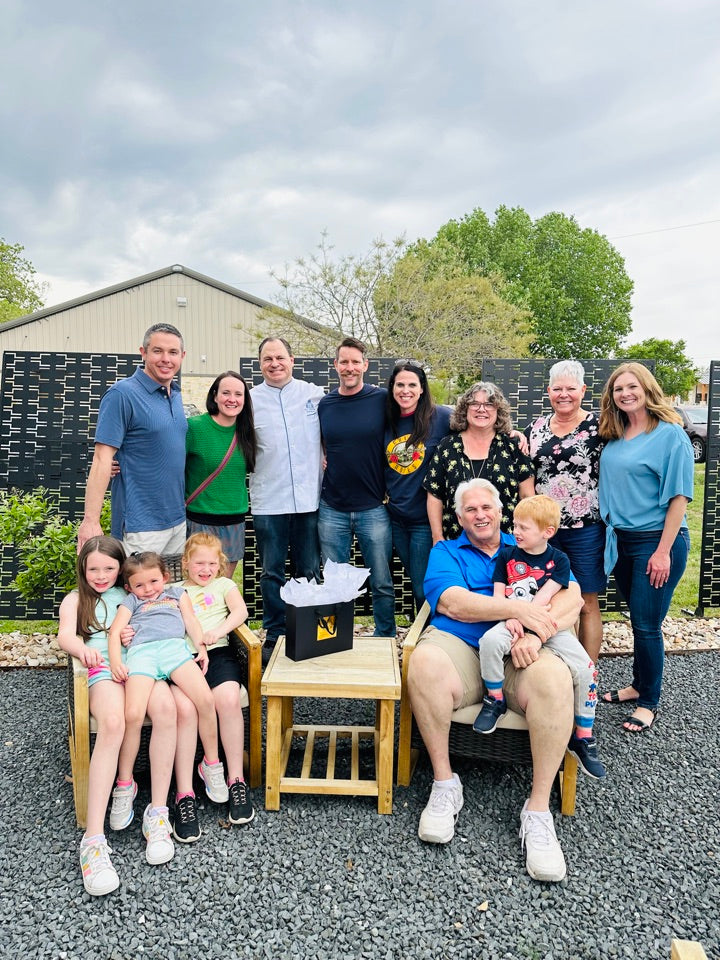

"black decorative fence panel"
[238, 356, 411, 621]
[0, 351, 140, 619]
[697, 360, 720, 614]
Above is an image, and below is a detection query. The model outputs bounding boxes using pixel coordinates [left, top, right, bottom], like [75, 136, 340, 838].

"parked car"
[675, 406, 708, 463]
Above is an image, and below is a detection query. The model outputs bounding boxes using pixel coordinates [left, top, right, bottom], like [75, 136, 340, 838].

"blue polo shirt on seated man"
[98, 367, 187, 538]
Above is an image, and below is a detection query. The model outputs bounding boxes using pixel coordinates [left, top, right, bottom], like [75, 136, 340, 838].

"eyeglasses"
[394, 359, 424, 369]
[468, 401, 495, 411]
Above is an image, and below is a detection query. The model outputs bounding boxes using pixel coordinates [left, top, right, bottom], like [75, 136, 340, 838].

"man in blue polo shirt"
[77, 323, 187, 554]
[409, 478, 583, 883]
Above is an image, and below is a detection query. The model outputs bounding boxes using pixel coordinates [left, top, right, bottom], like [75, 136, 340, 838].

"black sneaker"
[568, 733, 607, 780]
[472, 695, 507, 734]
[261, 638, 278, 667]
[173, 795, 201, 843]
[228, 779, 255, 825]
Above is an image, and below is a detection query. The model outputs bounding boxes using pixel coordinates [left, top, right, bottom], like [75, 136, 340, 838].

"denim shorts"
[550, 523, 607, 594]
[186, 519, 246, 563]
[126, 637, 193, 680]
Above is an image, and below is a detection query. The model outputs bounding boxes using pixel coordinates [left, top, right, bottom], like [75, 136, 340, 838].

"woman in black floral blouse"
[423, 381, 534, 542]
[525, 360, 606, 662]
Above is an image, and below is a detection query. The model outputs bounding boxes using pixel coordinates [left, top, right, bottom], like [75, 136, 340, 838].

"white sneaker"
[142, 805, 175, 865]
[519, 801, 567, 882]
[198, 759, 229, 803]
[79, 836, 120, 896]
[418, 775, 464, 843]
[108, 780, 138, 831]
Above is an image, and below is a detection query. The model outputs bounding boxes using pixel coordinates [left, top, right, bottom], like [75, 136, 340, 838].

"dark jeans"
[391, 518, 433, 615]
[253, 512, 321, 642]
[613, 527, 690, 709]
[318, 501, 396, 637]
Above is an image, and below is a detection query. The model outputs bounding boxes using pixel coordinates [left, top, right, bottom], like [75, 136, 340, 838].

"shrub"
[0, 488, 111, 600]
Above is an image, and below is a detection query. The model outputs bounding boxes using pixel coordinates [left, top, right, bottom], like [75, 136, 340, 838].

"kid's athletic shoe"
[109, 780, 138, 831]
[142, 805, 175, 865]
[198, 759, 229, 803]
[79, 836, 119, 896]
[173, 794, 201, 843]
[228, 778, 255, 825]
[472, 695, 507, 734]
[418, 774, 464, 844]
[568, 733, 607, 780]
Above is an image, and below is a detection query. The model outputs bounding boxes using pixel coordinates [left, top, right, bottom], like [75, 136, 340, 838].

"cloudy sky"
[2, 0, 719, 365]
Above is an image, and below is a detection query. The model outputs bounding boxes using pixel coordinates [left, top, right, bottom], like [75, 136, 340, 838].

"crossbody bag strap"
[185, 435, 238, 507]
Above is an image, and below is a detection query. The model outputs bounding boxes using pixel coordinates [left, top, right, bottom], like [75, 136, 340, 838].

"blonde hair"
[513, 495, 561, 532]
[182, 533, 228, 579]
[599, 362, 682, 440]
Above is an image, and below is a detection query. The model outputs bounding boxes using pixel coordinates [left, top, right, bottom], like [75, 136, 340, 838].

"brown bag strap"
[185, 435, 238, 507]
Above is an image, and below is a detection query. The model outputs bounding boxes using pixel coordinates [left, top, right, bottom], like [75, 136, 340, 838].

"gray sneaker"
[198, 759, 229, 803]
[519, 801, 567, 882]
[418, 775, 464, 843]
[108, 780, 137, 831]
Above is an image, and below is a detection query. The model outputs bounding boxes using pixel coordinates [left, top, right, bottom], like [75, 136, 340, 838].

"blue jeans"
[613, 528, 690, 709]
[318, 501, 396, 637]
[391, 518, 433, 615]
[253, 512, 321, 641]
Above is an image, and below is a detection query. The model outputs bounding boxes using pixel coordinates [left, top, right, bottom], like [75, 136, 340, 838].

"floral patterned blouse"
[423, 432, 535, 538]
[525, 412, 604, 528]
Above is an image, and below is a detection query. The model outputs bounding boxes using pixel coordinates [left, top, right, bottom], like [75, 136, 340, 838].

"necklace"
[470, 456, 491, 479]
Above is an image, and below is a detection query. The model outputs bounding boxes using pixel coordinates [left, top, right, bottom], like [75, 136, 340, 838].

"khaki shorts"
[417, 625, 558, 714]
[123, 522, 186, 557]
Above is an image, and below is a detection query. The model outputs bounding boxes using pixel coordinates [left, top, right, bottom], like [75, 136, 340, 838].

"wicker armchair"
[67, 555, 263, 829]
[396, 602, 578, 816]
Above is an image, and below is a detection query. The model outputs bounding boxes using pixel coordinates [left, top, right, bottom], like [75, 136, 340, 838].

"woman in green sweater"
[185, 372, 257, 576]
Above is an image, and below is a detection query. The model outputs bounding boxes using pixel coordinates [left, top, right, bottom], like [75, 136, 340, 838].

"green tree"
[374, 239, 533, 387]
[260, 231, 407, 354]
[621, 338, 698, 400]
[0, 238, 46, 323]
[433, 205, 634, 358]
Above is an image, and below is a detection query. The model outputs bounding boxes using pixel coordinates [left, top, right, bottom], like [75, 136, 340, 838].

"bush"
[0, 488, 111, 601]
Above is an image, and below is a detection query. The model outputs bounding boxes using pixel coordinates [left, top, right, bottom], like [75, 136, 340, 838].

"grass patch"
[0, 619, 58, 634]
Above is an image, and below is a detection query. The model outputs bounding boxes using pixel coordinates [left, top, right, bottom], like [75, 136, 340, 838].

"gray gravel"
[1, 654, 719, 960]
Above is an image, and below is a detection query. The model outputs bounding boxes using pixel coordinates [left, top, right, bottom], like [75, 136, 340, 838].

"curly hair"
[599, 362, 682, 440]
[182, 532, 228, 580]
[450, 381, 513, 434]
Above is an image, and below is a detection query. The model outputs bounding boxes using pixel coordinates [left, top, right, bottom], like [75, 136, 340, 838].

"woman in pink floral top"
[525, 360, 606, 661]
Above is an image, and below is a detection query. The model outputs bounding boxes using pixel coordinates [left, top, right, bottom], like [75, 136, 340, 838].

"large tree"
[260, 231, 407, 355]
[374, 239, 533, 385]
[432, 205, 634, 358]
[0, 239, 46, 323]
[621, 337, 698, 400]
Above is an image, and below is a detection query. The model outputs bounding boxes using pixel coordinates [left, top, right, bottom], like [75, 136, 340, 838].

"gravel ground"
[1, 653, 719, 960]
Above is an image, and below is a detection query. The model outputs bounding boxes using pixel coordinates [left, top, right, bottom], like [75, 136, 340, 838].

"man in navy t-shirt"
[317, 337, 396, 637]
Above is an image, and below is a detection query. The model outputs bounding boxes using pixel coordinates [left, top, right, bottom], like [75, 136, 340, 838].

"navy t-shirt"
[318, 384, 387, 512]
[384, 405, 451, 523]
[492, 543, 571, 600]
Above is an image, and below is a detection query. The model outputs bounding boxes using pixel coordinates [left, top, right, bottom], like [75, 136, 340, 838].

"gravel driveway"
[1, 653, 718, 960]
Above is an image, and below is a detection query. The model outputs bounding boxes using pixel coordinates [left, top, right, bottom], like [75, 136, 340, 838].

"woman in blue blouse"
[384, 361, 451, 613]
[599, 363, 694, 733]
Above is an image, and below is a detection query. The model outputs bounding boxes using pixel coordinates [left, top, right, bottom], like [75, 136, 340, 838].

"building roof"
[1, 263, 283, 332]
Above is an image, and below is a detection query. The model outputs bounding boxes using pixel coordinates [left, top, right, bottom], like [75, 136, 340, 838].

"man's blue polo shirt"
[423, 530, 517, 648]
[95, 367, 187, 535]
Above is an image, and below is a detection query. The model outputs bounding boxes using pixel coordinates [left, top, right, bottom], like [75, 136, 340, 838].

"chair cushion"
[451, 703, 529, 729]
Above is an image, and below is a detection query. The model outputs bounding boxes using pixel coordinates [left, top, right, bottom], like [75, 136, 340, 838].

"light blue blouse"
[599, 420, 694, 574]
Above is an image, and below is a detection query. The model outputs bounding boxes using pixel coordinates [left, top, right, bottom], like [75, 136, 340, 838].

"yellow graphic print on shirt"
[386, 435, 426, 476]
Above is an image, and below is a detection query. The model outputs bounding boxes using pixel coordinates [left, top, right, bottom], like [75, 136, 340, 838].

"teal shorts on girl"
[126, 637, 193, 681]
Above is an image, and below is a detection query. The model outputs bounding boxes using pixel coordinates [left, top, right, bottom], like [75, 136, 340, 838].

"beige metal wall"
[0, 274, 265, 376]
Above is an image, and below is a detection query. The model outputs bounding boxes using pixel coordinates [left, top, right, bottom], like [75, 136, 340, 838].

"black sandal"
[622, 709, 657, 733]
[602, 689, 638, 705]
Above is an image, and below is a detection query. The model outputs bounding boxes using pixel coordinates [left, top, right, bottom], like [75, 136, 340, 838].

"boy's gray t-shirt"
[121, 585, 186, 647]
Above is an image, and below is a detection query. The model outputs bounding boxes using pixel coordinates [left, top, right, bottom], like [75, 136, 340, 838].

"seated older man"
[409, 478, 583, 882]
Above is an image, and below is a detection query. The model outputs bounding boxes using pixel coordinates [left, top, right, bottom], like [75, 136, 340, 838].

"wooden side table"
[261, 635, 401, 814]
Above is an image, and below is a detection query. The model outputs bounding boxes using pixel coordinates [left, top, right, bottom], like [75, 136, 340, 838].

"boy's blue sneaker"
[568, 733, 607, 780]
[472, 695, 507, 734]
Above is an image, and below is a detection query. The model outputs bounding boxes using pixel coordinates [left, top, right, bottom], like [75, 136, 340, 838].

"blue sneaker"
[568, 733, 607, 780]
[473, 695, 507, 734]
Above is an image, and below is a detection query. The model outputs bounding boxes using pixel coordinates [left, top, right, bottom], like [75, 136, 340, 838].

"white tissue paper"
[279, 560, 369, 606]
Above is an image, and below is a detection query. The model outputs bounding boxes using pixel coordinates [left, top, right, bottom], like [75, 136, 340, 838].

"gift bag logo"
[316, 614, 337, 641]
